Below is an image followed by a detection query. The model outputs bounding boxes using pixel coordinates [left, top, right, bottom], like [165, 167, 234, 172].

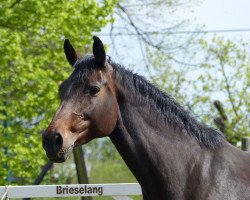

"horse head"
[42, 37, 119, 162]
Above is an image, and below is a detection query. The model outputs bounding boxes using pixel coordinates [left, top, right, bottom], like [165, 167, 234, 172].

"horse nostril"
[54, 132, 63, 153]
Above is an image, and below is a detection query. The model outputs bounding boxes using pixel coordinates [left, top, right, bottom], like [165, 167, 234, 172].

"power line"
[121, 1, 187, 8]
[96, 28, 250, 36]
[121, 1, 167, 8]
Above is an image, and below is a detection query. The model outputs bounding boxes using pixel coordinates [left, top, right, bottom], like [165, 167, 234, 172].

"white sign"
[0, 183, 141, 198]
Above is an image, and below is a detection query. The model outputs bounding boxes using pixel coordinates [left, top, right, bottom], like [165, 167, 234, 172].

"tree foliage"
[0, 0, 117, 185]
[197, 36, 250, 144]
[105, 0, 200, 75]
[109, 1, 249, 146]
[153, 35, 250, 145]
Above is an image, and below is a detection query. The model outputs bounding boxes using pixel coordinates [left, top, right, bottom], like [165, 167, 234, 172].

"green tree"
[0, 0, 117, 185]
[153, 35, 250, 145]
[197, 36, 250, 144]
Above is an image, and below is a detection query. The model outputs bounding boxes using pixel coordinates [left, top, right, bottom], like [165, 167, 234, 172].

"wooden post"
[242, 137, 250, 151]
[73, 146, 92, 200]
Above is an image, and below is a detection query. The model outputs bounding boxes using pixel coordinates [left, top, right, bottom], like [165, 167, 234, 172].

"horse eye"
[89, 86, 100, 96]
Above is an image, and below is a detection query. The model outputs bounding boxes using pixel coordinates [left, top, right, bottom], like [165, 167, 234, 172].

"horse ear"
[64, 39, 78, 66]
[93, 36, 106, 67]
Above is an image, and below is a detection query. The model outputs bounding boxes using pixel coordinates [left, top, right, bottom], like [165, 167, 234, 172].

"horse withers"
[43, 36, 250, 200]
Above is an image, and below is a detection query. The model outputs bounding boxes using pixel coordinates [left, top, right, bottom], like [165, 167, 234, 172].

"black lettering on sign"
[56, 185, 104, 195]
[69, 187, 74, 194]
[56, 186, 62, 194]
[79, 187, 84, 194]
[75, 187, 79, 194]
[98, 187, 103, 195]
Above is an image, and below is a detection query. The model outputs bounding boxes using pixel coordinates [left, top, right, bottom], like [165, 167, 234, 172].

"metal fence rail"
[0, 183, 141, 200]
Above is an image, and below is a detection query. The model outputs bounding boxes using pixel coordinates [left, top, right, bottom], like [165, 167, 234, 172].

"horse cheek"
[97, 93, 118, 136]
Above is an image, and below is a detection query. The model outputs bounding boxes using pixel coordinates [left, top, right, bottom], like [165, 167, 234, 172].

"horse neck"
[109, 84, 206, 199]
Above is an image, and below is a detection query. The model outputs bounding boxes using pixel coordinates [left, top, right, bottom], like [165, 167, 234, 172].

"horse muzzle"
[42, 131, 68, 163]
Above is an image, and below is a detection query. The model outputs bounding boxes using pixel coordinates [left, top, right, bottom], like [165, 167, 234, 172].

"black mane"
[74, 56, 225, 148]
[110, 61, 224, 148]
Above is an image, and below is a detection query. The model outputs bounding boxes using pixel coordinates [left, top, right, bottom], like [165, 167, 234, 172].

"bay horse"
[43, 36, 250, 199]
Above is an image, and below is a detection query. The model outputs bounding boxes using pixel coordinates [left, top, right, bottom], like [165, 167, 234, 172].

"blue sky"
[99, 0, 250, 72]
[195, 0, 250, 33]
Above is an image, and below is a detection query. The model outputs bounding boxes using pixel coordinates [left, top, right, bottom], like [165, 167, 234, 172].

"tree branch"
[9, 0, 22, 8]
[220, 60, 238, 117]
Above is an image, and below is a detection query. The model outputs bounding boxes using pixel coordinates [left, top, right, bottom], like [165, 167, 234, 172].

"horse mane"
[109, 60, 224, 148]
[73, 55, 225, 148]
